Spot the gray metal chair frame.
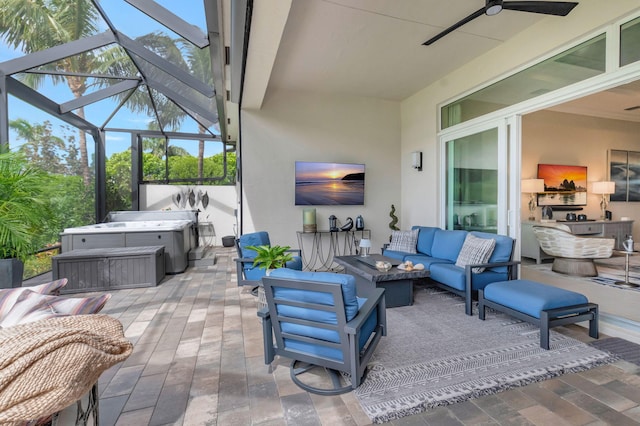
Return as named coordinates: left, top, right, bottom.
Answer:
left=259, top=276, right=386, bottom=395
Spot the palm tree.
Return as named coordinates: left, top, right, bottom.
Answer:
left=0, top=0, right=99, bottom=186
left=98, top=33, right=215, bottom=180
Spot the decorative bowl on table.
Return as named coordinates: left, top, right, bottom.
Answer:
left=375, top=261, right=392, bottom=272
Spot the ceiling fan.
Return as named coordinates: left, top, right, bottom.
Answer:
left=423, top=1, right=578, bottom=46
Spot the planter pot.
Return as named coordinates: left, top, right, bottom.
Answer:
left=0, top=258, right=24, bottom=288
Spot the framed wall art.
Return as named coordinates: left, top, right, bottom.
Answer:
left=609, top=149, right=640, bottom=202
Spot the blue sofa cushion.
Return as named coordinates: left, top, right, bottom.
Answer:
left=484, top=279, right=588, bottom=319
left=381, top=249, right=408, bottom=261
left=403, top=254, right=453, bottom=269
left=430, top=229, right=468, bottom=262
left=269, top=269, right=360, bottom=320
left=470, top=231, right=514, bottom=273
left=430, top=263, right=509, bottom=292
left=412, top=226, right=438, bottom=256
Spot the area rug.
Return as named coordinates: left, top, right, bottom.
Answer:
left=353, top=288, right=614, bottom=423
left=527, top=256, right=640, bottom=292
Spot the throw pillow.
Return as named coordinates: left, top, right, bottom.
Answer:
left=0, top=278, right=68, bottom=320
left=455, top=234, right=496, bottom=273
left=0, top=290, right=111, bottom=328
left=388, top=229, right=419, bottom=254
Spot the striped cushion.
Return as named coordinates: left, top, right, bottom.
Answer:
left=0, top=290, right=111, bottom=328
left=388, top=229, right=419, bottom=254
left=0, top=279, right=68, bottom=319
left=455, top=233, right=496, bottom=273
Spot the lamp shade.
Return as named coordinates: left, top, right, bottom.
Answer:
left=592, top=181, right=615, bottom=194
left=359, top=238, right=371, bottom=248
left=521, top=178, right=545, bottom=193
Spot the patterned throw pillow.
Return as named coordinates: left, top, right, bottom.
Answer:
left=455, top=234, right=496, bottom=273
left=388, top=229, right=419, bottom=254
left=0, top=279, right=68, bottom=320
left=0, top=290, right=111, bottom=328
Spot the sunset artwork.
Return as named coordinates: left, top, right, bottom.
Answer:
left=537, top=164, right=588, bottom=206
left=295, top=161, right=365, bottom=205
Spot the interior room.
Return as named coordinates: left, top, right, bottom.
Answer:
left=4, top=1, right=640, bottom=425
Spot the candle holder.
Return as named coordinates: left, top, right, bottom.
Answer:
left=302, top=208, right=317, bottom=233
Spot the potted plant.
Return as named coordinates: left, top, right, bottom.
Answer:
left=246, top=244, right=294, bottom=274
left=0, top=150, right=52, bottom=288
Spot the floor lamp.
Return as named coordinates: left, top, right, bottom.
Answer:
left=592, top=181, right=615, bottom=220
left=521, top=179, right=545, bottom=221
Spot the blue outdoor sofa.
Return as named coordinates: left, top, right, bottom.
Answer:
left=383, top=226, right=520, bottom=315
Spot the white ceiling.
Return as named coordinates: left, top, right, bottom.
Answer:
left=266, top=0, right=546, bottom=101
left=241, top=0, right=640, bottom=123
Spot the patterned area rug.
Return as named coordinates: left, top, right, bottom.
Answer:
left=354, top=288, right=614, bottom=423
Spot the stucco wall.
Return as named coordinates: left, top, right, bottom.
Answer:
left=139, top=184, right=238, bottom=246
left=240, top=90, right=401, bottom=251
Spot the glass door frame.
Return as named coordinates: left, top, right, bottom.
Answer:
left=438, top=116, right=520, bottom=242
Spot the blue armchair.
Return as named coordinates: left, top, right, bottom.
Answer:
left=259, top=268, right=386, bottom=395
left=234, top=231, right=303, bottom=287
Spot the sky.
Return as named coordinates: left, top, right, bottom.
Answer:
left=1, top=0, right=220, bottom=158
left=295, top=162, right=366, bottom=182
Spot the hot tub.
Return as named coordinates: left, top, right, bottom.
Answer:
left=60, top=211, right=198, bottom=274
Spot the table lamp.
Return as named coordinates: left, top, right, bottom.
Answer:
left=592, top=181, right=615, bottom=220
left=521, top=179, right=545, bottom=221
left=359, top=238, right=371, bottom=257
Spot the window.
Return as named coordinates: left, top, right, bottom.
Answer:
left=442, top=34, right=607, bottom=129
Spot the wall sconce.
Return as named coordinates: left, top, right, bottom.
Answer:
left=411, top=151, right=422, bottom=171
left=521, top=178, right=545, bottom=221
left=359, top=238, right=371, bottom=257
left=592, top=181, right=615, bottom=220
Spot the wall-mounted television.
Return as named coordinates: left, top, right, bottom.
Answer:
left=295, top=161, right=365, bottom=205
left=537, top=163, right=587, bottom=207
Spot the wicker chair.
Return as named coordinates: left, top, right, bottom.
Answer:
left=532, top=224, right=614, bottom=277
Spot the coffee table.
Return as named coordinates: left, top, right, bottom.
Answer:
left=333, top=254, right=430, bottom=307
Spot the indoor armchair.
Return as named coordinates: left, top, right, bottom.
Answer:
left=532, top=224, right=614, bottom=276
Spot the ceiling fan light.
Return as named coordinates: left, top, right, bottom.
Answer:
left=485, top=0, right=503, bottom=16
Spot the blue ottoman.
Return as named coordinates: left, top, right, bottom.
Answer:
left=478, top=279, right=598, bottom=349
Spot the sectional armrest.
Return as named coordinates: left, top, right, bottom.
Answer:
left=464, top=260, right=521, bottom=280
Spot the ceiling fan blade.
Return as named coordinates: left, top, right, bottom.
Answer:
left=502, top=1, right=578, bottom=16
left=423, top=7, right=485, bottom=46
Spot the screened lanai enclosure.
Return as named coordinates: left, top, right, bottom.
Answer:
left=0, top=0, right=243, bottom=278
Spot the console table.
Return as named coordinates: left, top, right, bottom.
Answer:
left=521, top=220, right=634, bottom=264
left=296, top=229, right=371, bottom=271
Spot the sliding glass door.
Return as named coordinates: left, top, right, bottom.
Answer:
left=441, top=120, right=514, bottom=236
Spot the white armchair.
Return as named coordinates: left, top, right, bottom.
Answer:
left=532, top=224, right=614, bottom=277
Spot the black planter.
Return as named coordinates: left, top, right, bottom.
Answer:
left=0, top=258, right=24, bottom=288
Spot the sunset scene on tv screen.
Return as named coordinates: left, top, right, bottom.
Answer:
left=295, top=162, right=365, bottom=205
